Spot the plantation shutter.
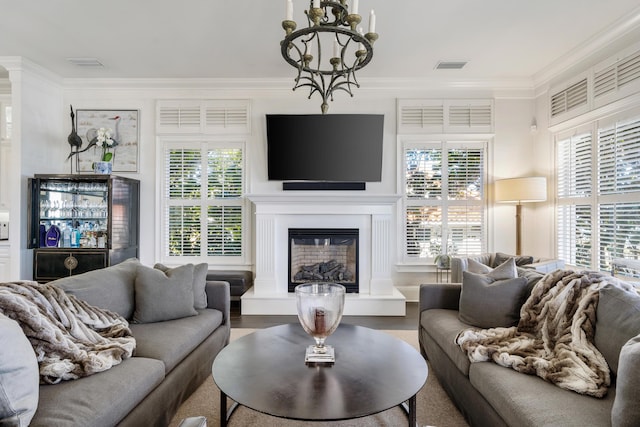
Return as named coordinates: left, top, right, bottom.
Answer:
left=598, top=119, right=640, bottom=195
left=550, top=79, right=588, bottom=118
left=556, top=132, right=593, bottom=268
left=166, top=148, right=203, bottom=257
left=164, top=143, right=244, bottom=259
left=446, top=147, right=484, bottom=256
left=397, top=99, right=493, bottom=134
left=206, top=148, right=243, bottom=256
left=599, top=203, right=640, bottom=271
left=556, top=114, right=640, bottom=275
left=157, top=100, right=250, bottom=134
left=403, top=143, right=485, bottom=261
left=557, top=204, right=592, bottom=268
left=557, top=133, right=592, bottom=198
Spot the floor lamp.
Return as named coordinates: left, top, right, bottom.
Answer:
left=494, top=177, right=547, bottom=255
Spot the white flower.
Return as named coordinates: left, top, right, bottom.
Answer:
left=96, top=127, right=114, bottom=147
left=95, top=127, right=115, bottom=161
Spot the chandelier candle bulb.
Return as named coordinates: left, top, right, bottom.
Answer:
left=313, top=0, right=320, bottom=8
left=369, top=10, right=376, bottom=33
left=286, top=0, right=293, bottom=20
left=352, top=0, right=359, bottom=15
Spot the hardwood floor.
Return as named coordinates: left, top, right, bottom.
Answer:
left=230, top=301, right=419, bottom=330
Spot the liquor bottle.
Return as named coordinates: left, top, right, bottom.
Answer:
left=71, top=227, right=80, bottom=248
left=62, top=224, right=71, bottom=248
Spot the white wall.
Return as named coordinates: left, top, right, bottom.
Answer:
left=491, top=97, right=545, bottom=256
left=0, top=74, right=536, bottom=304
left=61, top=83, right=536, bottom=299
left=2, top=58, right=64, bottom=279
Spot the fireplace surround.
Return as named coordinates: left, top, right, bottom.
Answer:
left=243, top=194, right=406, bottom=316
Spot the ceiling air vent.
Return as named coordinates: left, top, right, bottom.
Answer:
left=66, top=58, right=104, bottom=67
left=435, top=61, right=467, bottom=70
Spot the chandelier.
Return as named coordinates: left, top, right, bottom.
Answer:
left=281, top=0, right=378, bottom=114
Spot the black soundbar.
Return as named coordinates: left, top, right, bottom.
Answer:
left=282, top=182, right=366, bottom=191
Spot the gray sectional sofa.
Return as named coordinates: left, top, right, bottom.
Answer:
left=419, top=269, right=640, bottom=427
left=1, top=258, right=230, bottom=427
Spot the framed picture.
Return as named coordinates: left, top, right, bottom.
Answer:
left=75, top=109, right=139, bottom=173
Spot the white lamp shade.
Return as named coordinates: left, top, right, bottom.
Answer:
left=494, top=177, right=547, bottom=203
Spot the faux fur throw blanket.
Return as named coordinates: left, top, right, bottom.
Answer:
left=0, top=281, right=135, bottom=384
left=455, top=269, right=637, bottom=397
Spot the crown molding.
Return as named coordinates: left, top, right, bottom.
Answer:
left=62, top=75, right=535, bottom=98
left=533, top=5, right=640, bottom=90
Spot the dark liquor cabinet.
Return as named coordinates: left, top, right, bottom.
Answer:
left=28, top=174, right=140, bottom=281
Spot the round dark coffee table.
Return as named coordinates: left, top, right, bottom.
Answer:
left=212, top=323, right=428, bottom=426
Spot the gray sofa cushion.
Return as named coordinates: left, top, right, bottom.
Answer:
left=130, top=309, right=223, bottom=373
left=133, top=264, right=198, bottom=323
left=154, top=263, right=208, bottom=309
left=0, top=314, right=39, bottom=427
left=421, top=309, right=473, bottom=375
left=469, top=361, right=614, bottom=427
left=31, top=357, right=165, bottom=427
left=459, top=271, right=528, bottom=328
left=612, top=334, right=640, bottom=427
left=51, top=257, right=140, bottom=319
left=595, top=284, right=640, bottom=374
left=494, top=252, right=534, bottom=268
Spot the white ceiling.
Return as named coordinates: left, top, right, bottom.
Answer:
left=1, top=1, right=640, bottom=86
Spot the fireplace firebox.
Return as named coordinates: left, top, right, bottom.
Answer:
left=288, top=228, right=359, bottom=293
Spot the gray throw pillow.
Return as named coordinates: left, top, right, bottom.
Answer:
left=467, top=258, right=492, bottom=274
left=133, top=264, right=198, bottom=323
left=494, top=252, right=534, bottom=268
left=612, top=334, right=640, bottom=427
left=51, top=257, right=140, bottom=319
left=154, top=262, right=208, bottom=309
left=487, top=257, right=518, bottom=280
left=0, top=314, right=39, bottom=426
left=594, top=284, right=640, bottom=374
left=466, top=257, right=517, bottom=280
left=459, top=271, right=528, bottom=328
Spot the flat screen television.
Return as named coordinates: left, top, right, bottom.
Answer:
left=266, top=114, right=384, bottom=182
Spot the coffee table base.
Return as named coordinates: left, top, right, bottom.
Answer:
left=219, top=391, right=418, bottom=427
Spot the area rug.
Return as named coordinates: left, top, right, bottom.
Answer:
left=169, top=328, right=469, bottom=427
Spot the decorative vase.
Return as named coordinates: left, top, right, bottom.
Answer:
left=295, top=282, right=345, bottom=363
left=94, top=161, right=112, bottom=175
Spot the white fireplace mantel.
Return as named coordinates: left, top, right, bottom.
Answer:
left=242, top=193, right=406, bottom=316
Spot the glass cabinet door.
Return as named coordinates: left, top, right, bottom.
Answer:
left=34, top=179, right=109, bottom=249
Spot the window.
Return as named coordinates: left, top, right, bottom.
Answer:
left=556, top=113, right=640, bottom=276
left=161, top=140, right=246, bottom=263
left=402, top=141, right=486, bottom=263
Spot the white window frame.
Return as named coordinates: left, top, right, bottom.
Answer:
left=399, top=136, right=488, bottom=266
left=156, top=136, right=250, bottom=267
